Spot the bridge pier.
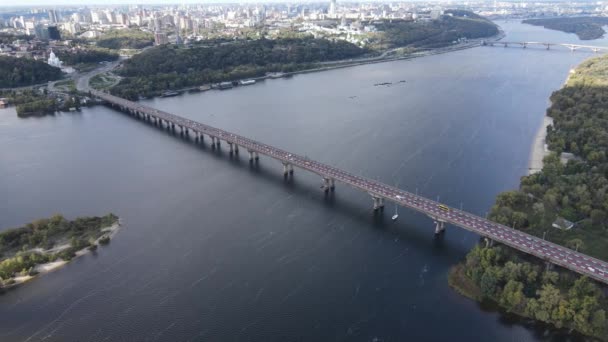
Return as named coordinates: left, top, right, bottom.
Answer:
left=228, top=142, right=234, bottom=153
left=484, top=237, right=494, bottom=248
left=248, top=150, right=259, bottom=162
left=371, top=195, right=384, bottom=211
left=434, top=221, right=446, bottom=235
left=234, top=144, right=239, bottom=154
left=171, top=123, right=175, bottom=131
left=522, top=43, right=527, bottom=49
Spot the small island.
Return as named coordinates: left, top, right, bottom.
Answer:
left=523, top=17, right=608, bottom=40
left=0, top=213, right=119, bottom=290
left=449, top=55, right=608, bottom=340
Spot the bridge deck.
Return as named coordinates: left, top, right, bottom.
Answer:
left=93, top=89, right=608, bottom=285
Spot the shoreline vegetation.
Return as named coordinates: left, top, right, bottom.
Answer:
left=0, top=89, right=84, bottom=117
left=449, top=55, right=608, bottom=340
left=523, top=17, right=608, bottom=41
left=0, top=214, right=120, bottom=291
left=108, top=11, right=499, bottom=100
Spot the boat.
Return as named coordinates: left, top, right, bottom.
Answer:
left=218, top=82, right=233, bottom=90
left=268, top=72, right=285, bottom=79
left=392, top=204, right=399, bottom=221
left=160, top=90, right=179, bottom=97
left=239, top=79, right=256, bottom=86
left=199, top=85, right=211, bottom=92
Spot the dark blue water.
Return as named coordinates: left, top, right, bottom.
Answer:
left=0, top=21, right=606, bottom=341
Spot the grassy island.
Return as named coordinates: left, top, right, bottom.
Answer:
left=0, top=89, right=82, bottom=117
left=449, top=55, right=608, bottom=339
left=0, top=214, right=119, bottom=290
left=523, top=17, right=608, bottom=40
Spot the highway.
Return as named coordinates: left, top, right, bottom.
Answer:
left=92, top=89, right=608, bottom=285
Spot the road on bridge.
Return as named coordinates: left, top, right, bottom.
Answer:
left=92, top=89, right=608, bottom=286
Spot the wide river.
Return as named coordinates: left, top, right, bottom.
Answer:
left=1, top=21, right=607, bottom=341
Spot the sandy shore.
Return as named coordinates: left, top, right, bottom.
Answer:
left=2, top=221, right=121, bottom=289
left=528, top=115, right=553, bottom=175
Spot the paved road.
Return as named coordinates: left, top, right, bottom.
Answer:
left=92, top=89, right=608, bottom=285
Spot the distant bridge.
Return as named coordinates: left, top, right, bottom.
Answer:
left=482, top=40, right=608, bottom=53
left=91, top=89, right=608, bottom=285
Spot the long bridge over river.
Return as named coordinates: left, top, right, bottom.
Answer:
left=482, top=40, right=608, bottom=52
left=91, top=89, right=608, bottom=285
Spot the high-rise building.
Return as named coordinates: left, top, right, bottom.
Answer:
left=48, top=9, right=58, bottom=24
left=329, top=0, right=337, bottom=16
left=34, top=24, right=49, bottom=40
left=47, top=26, right=61, bottom=40
left=154, top=31, right=168, bottom=45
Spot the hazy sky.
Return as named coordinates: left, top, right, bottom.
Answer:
left=3, top=0, right=429, bottom=8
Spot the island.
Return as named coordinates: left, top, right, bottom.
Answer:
left=0, top=214, right=119, bottom=290
left=523, top=17, right=608, bottom=40
left=0, top=89, right=83, bottom=117
left=449, top=55, right=608, bottom=340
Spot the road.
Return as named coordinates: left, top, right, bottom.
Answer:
left=92, top=89, right=608, bottom=285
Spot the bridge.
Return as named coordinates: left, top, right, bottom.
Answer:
left=482, top=40, right=608, bottom=53
left=91, top=89, right=608, bottom=285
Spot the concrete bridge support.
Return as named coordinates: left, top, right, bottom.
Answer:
left=228, top=142, right=234, bottom=153
left=371, top=195, right=384, bottom=211
left=484, top=237, right=494, bottom=248
left=171, top=123, right=175, bottom=131
left=434, top=221, right=446, bottom=235
left=234, top=144, right=239, bottom=154
left=247, top=150, right=259, bottom=162
left=283, top=163, right=294, bottom=176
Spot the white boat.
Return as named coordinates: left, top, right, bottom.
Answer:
left=392, top=204, right=399, bottom=221
left=239, top=79, right=256, bottom=86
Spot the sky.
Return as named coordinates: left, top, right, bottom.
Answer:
left=0, top=0, right=440, bottom=8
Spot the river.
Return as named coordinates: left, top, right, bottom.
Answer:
left=1, top=21, right=607, bottom=342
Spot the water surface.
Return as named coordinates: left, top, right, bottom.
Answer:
left=0, top=20, right=606, bottom=341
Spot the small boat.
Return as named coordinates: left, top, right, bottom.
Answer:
left=239, top=79, right=256, bottom=86
left=161, top=90, right=179, bottom=97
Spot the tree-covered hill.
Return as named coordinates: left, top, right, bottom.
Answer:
left=110, top=37, right=367, bottom=99
left=372, top=10, right=498, bottom=49
left=0, top=56, right=63, bottom=88
left=523, top=17, right=608, bottom=40
left=96, top=29, right=154, bottom=50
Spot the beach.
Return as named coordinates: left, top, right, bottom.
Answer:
left=2, top=221, right=121, bottom=289
left=528, top=115, right=553, bottom=175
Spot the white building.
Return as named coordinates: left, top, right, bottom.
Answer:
left=47, top=50, right=62, bottom=68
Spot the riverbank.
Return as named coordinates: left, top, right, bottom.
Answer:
left=528, top=115, right=553, bottom=175
left=527, top=67, right=575, bottom=175
left=449, top=55, right=608, bottom=340
left=103, top=29, right=506, bottom=100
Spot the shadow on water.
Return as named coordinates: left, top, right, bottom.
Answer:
left=114, top=107, right=464, bottom=262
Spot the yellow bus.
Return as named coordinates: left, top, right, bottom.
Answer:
left=438, top=204, right=449, bottom=212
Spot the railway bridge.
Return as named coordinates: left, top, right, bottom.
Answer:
left=91, top=89, right=608, bottom=285
left=482, top=40, right=608, bottom=53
